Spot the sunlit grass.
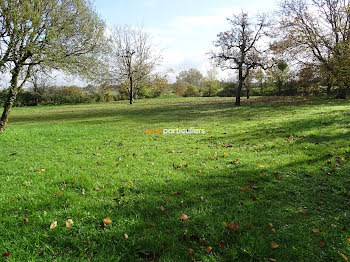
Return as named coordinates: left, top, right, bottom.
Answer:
left=1, top=97, right=349, bottom=261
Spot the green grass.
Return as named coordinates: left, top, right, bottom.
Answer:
left=0, top=96, right=350, bottom=261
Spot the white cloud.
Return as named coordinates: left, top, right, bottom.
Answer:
left=144, top=0, right=157, bottom=7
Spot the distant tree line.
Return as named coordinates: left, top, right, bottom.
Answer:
left=0, top=0, right=349, bottom=132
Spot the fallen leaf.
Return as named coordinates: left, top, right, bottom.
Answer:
left=318, top=201, right=325, bottom=205
left=270, top=242, right=279, bottom=249
left=124, top=233, right=128, bottom=239
left=187, top=248, right=194, bottom=254
left=56, top=192, right=62, bottom=196
left=259, top=165, right=265, bottom=168
left=50, top=221, right=57, bottom=229
left=347, top=237, right=350, bottom=243
left=38, top=169, right=46, bottom=173
left=269, top=223, right=273, bottom=228
left=24, top=218, right=29, bottom=224
left=142, top=169, right=146, bottom=172
left=221, top=221, right=228, bottom=227
left=265, top=258, right=277, bottom=262
left=103, top=217, right=112, bottom=224
left=240, top=187, right=248, bottom=192
left=228, top=221, right=240, bottom=231
left=93, top=187, right=100, bottom=191
left=3, top=252, right=10, bottom=257
left=223, top=152, right=229, bottom=156
left=313, top=228, right=322, bottom=232
left=219, top=240, right=225, bottom=247
left=318, top=240, right=325, bottom=247
left=180, top=214, right=188, bottom=221
left=299, top=210, right=307, bottom=215
left=338, top=252, right=349, bottom=261
left=206, top=246, right=212, bottom=253
left=66, top=219, right=73, bottom=228
left=247, top=222, right=252, bottom=228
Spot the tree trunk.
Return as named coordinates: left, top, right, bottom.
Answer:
left=129, top=76, right=133, bottom=105
left=336, top=87, right=347, bottom=99
left=246, top=88, right=250, bottom=99
left=326, top=75, right=332, bottom=96
left=0, top=69, right=20, bottom=133
left=235, top=66, right=243, bottom=106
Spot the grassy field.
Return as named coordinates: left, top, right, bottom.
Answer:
left=0, top=96, right=350, bottom=261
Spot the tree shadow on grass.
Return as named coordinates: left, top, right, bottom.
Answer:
left=21, top=148, right=349, bottom=261
left=8, top=98, right=349, bottom=127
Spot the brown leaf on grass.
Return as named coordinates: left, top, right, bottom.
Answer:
left=173, top=164, right=182, bottom=170
left=103, top=217, right=112, bottom=224
left=228, top=221, right=240, bottom=231
left=347, top=237, right=350, bottom=243
left=240, top=187, right=248, bottom=192
left=160, top=206, right=169, bottom=213
left=165, top=229, right=172, bottom=234
left=3, top=252, right=10, bottom=257
left=187, top=248, right=194, bottom=254
left=56, top=192, right=62, bottom=196
left=318, top=201, right=325, bottom=205
left=50, top=221, right=57, bottom=229
left=93, top=187, right=100, bottom=191
left=66, top=219, right=73, bottom=228
left=180, top=214, right=188, bottom=221
left=247, top=222, right=252, bottom=228
left=206, top=246, right=212, bottom=253
left=299, top=210, right=307, bottom=215
left=24, top=218, right=29, bottom=224
left=94, top=162, right=99, bottom=166
left=219, top=240, right=225, bottom=247
left=221, top=221, right=228, bottom=227
left=270, top=242, right=279, bottom=249
left=318, top=240, right=325, bottom=247
left=265, top=258, right=277, bottom=262
left=313, top=228, right=322, bottom=232
left=38, top=169, right=46, bottom=173
left=338, top=252, right=349, bottom=261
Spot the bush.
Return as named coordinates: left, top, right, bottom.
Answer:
left=183, top=85, right=199, bottom=97
left=218, top=82, right=236, bottom=97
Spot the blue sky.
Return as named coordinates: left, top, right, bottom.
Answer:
left=95, top=0, right=279, bottom=81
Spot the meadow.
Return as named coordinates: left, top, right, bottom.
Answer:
left=0, top=96, right=350, bottom=261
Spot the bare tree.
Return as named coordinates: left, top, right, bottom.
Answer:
left=110, top=26, right=161, bottom=104
left=276, top=0, right=350, bottom=98
left=211, top=12, right=271, bottom=105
